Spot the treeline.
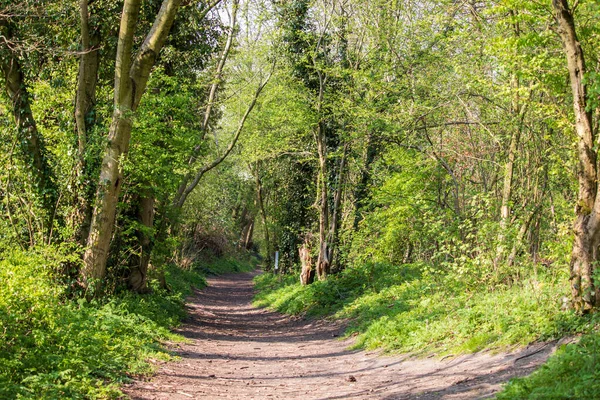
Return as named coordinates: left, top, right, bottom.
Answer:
left=229, top=0, right=600, bottom=313
left=1, top=0, right=599, bottom=314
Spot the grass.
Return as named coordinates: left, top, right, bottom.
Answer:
left=497, top=331, right=600, bottom=399
left=0, top=247, right=255, bottom=399
left=253, top=262, right=590, bottom=356
left=255, top=262, right=600, bottom=398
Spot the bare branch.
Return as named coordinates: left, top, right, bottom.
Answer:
left=175, top=62, right=276, bottom=209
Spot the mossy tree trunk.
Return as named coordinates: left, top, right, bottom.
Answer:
left=128, top=193, right=155, bottom=293
left=75, top=0, right=101, bottom=243
left=315, top=97, right=330, bottom=280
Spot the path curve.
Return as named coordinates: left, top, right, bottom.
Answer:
left=124, top=271, right=560, bottom=399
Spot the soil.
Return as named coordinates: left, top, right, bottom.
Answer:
left=123, top=270, right=564, bottom=400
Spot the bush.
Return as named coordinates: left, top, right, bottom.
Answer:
left=0, top=246, right=206, bottom=399
left=191, top=255, right=257, bottom=276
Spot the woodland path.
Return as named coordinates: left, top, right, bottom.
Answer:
left=124, top=271, right=561, bottom=400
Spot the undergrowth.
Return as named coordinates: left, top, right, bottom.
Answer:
left=253, top=262, right=589, bottom=356
left=497, top=331, right=600, bottom=399
left=191, top=255, right=257, bottom=276
left=0, top=246, right=251, bottom=399
left=255, top=262, right=600, bottom=398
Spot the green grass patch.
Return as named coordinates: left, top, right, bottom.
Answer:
left=0, top=246, right=207, bottom=400
left=497, top=329, right=600, bottom=399
left=253, top=262, right=586, bottom=356
left=193, top=255, right=257, bottom=276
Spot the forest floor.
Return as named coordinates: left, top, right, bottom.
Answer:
left=123, top=271, right=564, bottom=400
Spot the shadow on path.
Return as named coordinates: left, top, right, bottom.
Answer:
left=123, top=270, right=558, bottom=400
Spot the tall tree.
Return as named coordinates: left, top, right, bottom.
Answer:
left=552, top=0, right=599, bottom=312
left=81, top=0, right=192, bottom=292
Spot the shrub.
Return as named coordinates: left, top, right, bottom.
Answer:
left=0, top=246, right=206, bottom=399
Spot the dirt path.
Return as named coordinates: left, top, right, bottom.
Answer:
left=124, top=271, right=561, bottom=400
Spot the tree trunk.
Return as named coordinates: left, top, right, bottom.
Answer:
left=495, top=101, right=522, bottom=265
left=82, top=0, right=183, bottom=293
left=244, top=220, right=254, bottom=250
left=299, top=239, right=314, bottom=285
left=238, top=205, right=249, bottom=247
left=327, top=142, right=348, bottom=273
left=500, top=103, right=521, bottom=225
left=315, top=125, right=330, bottom=280
left=75, top=1, right=101, bottom=244
left=129, top=194, right=155, bottom=293
left=238, top=205, right=255, bottom=250
left=507, top=205, right=541, bottom=269
left=75, top=0, right=100, bottom=160
left=353, top=133, right=378, bottom=230
left=496, top=12, right=526, bottom=267
left=553, top=0, right=600, bottom=312
left=314, top=71, right=331, bottom=281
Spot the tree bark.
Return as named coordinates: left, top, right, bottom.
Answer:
left=75, top=0, right=100, bottom=160
left=507, top=204, right=542, bottom=269
left=352, top=133, right=378, bottom=230
left=315, top=128, right=330, bottom=279
left=75, top=0, right=101, bottom=243
left=81, top=0, right=183, bottom=293
left=495, top=124, right=521, bottom=263
left=553, top=0, right=599, bottom=312
left=327, top=142, right=348, bottom=272
left=238, top=205, right=255, bottom=250
left=299, top=238, right=314, bottom=285
left=314, top=71, right=330, bottom=281
left=128, top=194, right=155, bottom=293
left=244, top=220, right=254, bottom=250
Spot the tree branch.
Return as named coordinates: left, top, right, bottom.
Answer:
left=175, top=62, right=275, bottom=209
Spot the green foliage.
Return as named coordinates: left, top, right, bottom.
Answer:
left=349, top=149, right=454, bottom=265
left=127, top=69, right=204, bottom=202
left=0, top=246, right=206, bottom=400
left=254, top=262, right=581, bottom=356
left=346, top=145, right=574, bottom=291
left=498, top=330, right=600, bottom=399
left=193, top=255, right=257, bottom=276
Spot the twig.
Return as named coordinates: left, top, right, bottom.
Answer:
left=513, top=343, right=549, bottom=363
